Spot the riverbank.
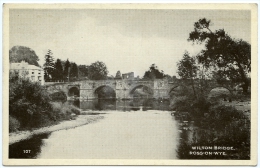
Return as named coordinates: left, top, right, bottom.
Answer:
left=9, top=114, right=105, bottom=145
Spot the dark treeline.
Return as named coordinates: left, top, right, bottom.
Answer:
left=43, top=50, right=108, bottom=82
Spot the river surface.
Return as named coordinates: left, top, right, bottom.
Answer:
left=9, top=99, right=190, bottom=159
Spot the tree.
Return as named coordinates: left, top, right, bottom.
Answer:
left=115, top=71, right=122, bottom=79
left=177, top=51, right=198, bottom=96
left=9, top=71, right=52, bottom=128
left=69, top=62, right=78, bottom=81
left=88, top=61, right=108, bottom=80
left=143, top=64, right=165, bottom=80
left=53, top=59, right=63, bottom=81
left=78, top=65, right=89, bottom=80
left=9, top=46, right=40, bottom=67
left=43, top=50, right=55, bottom=81
left=63, top=59, right=71, bottom=82
left=188, top=18, right=251, bottom=93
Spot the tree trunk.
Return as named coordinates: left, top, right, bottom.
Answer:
left=191, top=78, right=196, bottom=97
left=236, top=62, right=249, bottom=94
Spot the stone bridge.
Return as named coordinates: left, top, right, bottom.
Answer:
left=45, top=79, right=179, bottom=100
left=45, top=79, right=235, bottom=100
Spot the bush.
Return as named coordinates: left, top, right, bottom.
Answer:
left=9, top=116, right=20, bottom=132
left=70, top=106, right=81, bottom=115
left=170, top=96, right=192, bottom=112
left=49, top=91, right=67, bottom=102
left=9, top=72, right=53, bottom=128
left=191, top=96, right=211, bottom=117
left=209, top=104, right=244, bottom=125
left=50, top=102, right=81, bottom=120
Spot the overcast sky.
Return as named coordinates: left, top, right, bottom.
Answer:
left=9, top=9, right=250, bottom=77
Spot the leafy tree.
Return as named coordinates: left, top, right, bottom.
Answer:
left=53, top=59, right=63, bottom=81
left=188, top=18, right=251, bottom=93
left=43, top=50, right=55, bottom=81
left=212, top=70, right=229, bottom=85
left=69, top=62, right=78, bottom=81
left=115, top=71, right=122, bottom=79
left=177, top=51, right=198, bottom=96
left=78, top=65, right=89, bottom=80
left=143, top=64, right=165, bottom=80
left=9, top=46, right=40, bottom=67
left=88, top=61, right=108, bottom=80
left=63, top=59, right=70, bottom=82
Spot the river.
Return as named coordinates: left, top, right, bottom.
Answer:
left=9, top=99, right=190, bottom=159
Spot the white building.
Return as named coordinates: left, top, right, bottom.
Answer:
left=10, top=60, right=44, bottom=85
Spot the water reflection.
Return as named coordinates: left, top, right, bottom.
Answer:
left=76, top=98, right=170, bottom=112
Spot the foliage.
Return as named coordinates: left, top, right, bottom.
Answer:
left=53, top=59, right=63, bottom=81
left=69, top=62, right=79, bottom=81
left=208, top=104, right=244, bottom=127
left=9, top=46, right=40, bottom=67
left=49, top=91, right=67, bottom=102
left=51, top=102, right=81, bottom=116
left=212, top=70, right=229, bottom=85
left=143, top=64, right=165, bottom=80
left=191, top=96, right=211, bottom=117
left=9, top=72, right=53, bottom=128
left=9, top=72, right=80, bottom=130
left=63, top=59, right=70, bottom=81
left=188, top=18, right=251, bottom=93
left=177, top=51, right=198, bottom=96
left=88, top=61, right=108, bottom=80
left=170, top=96, right=191, bottom=112
left=78, top=65, right=89, bottom=80
left=176, top=104, right=250, bottom=159
left=43, top=50, right=55, bottom=81
left=9, top=115, right=20, bottom=132
left=115, top=71, right=122, bottom=79
left=177, top=51, right=198, bottom=80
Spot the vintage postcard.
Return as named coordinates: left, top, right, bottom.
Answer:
left=3, top=3, right=257, bottom=166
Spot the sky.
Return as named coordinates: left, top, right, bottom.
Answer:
left=9, top=9, right=251, bottom=77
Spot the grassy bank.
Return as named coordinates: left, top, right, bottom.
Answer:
left=170, top=86, right=251, bottom=159
left=9, top=101, right=82, bottom=133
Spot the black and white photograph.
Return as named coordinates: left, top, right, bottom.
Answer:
left=3, top=3, right=257, bottom=165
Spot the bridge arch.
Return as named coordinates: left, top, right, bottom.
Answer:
left=68, top=86, right=80, bottom=97
left=207, top=86, right=233, bottom=100
left=207, top=86, right=233, bottom=96
left=129, top=84, right=154, bottom=98
left=94, top=85, right=116, bottom=99
left=168, top=86, right=180, bottom=94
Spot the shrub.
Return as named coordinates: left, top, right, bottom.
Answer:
left=209, top=104, right=244, bottom=124
left=70, top=105, right=81, bottom=115
left=170, top=96, right=192, bottom=112
left=49, top=91, right=67, bottom=102
left=191, top=96, right=211, bottom=117
left=50, top=102, right=81, bottom=119
left=9, top=72, right=52, bottom=128
left=9, top=115, right=20, bottom=132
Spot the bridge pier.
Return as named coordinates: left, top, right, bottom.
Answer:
left=115, top=89, right=132, bottom=99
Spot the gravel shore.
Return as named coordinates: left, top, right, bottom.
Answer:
left=9, top=115, right=105, bottom=145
